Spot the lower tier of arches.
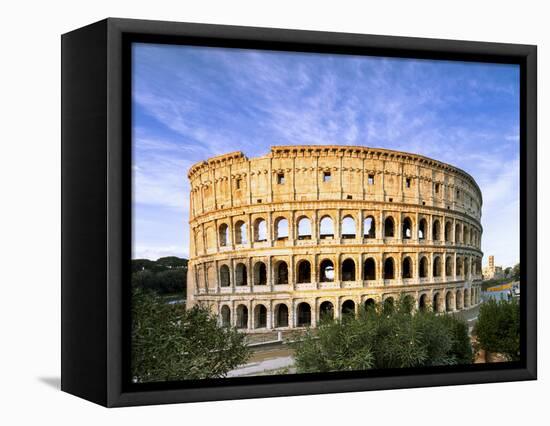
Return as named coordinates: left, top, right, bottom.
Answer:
left=197, top=285, right=482, bottom=332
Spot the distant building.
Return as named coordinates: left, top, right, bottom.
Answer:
left=483, top=255, right=504, bottom=280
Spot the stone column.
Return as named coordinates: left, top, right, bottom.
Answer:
left=247, top=300, right=252, bottom=330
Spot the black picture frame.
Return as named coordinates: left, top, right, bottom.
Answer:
left=61, top=17, right=537, bottom=407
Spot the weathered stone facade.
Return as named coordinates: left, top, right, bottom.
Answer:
left=187, top=145, right=483, bottom=331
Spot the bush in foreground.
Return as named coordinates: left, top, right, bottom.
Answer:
left=294, top=300, right=472, bottom=374
left=474, top=297, right=520, bottom=361
left=132, top=288, right=250, bottom=382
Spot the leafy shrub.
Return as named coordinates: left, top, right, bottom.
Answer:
left=132, top=288, right=250, bottom=382
left=294, top=298, right=472, bottom=373
left=474, top=298, right=520, bottom=361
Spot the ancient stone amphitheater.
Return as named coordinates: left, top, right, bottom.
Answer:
left=187, top=146, right=483, bottom=332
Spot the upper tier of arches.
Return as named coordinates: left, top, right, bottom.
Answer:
left=193, top=210, right=482, bottom=257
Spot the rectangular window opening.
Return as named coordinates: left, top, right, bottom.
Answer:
left=323, top=171, right=331, bottom=182
left=406, top=178, right=411, bottom=188
left=368, top=174, right=375, bottom=185
left=277, top=173, right=285, bottom=184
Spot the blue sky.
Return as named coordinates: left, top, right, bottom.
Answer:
left=132, top=43, right=520, bottom=268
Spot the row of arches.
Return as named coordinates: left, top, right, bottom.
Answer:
left=219, top=287, right=481, bottom=329
left=215, top=255, right=482, bottom=287
left=213, top=215, right=480, bottom=247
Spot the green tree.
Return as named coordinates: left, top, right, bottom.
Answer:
left=474, top=298, right=520, bottom=361
left=132, top=288, right=250, bottom=382
left=511, top=263, right=520, bottom=281
left=131, top=259, right=187, bottom=296
left=293, top=300, right=472, bottom=373
left=156, top=256, right=188, bottom=270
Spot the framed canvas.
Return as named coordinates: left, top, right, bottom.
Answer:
left=61, top=18, right=537, bottom=407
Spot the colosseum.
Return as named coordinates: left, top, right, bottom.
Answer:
left=187, top=145, right=483, bottom=332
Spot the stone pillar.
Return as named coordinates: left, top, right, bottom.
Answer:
left=310, top=299, right=317, bottom=328
left=313, top=209, right=319, bottom=243
left=289, top=254, right=295, bottom=289
left=267, top=256, right=273, bottom=291
left=266, top=305, right=272, bottom=330
left=247, top=300, right=252, bottom=330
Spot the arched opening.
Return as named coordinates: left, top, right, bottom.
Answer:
left=253, top=261, right=267, bottom=285
left=464, top=289, right=470, bottom=308
left=235, top=220, right=247, bottom=244
left=220, top=264, right=231, bottom=287
left=383, top=297, right=395, bottom=314
left=402, top=256, right=413, bottom=279
left=254, top=304, right=267, bottom=329
left=297, top=260, right=311, bottom=283
left=418, top=218, right=427, bottom=240
left=341, top=300, right=355, bottom=316
left=364, top=298, right=376, bottom=311
left=297, top=216, right=312, bottom=240
left=464, top=227, right=470, bottom=245
left=383, top=257, right=395, bottom=279
left=433, top=256, right=442, bottom=277
left=297, top=302, right=311, bottom=327
left=384, top=216, right=395, bottom=238
left=319, top=301, right=334, bottom=320
left=363, top=216, right=375, bottom=238
left=254, top=218, right=267, bottom=242
left=419, top=257, right=428, bottom=278
left=219, top=223, right=229, bottom=247
left=432, top=220, right=441, bottom=241
left=235, top=263, right=247, bottom=286
left=402, top=217, right=412, bottom=239
left=418, top=294, right=428, bottom=311
left=445, top=256, right=453, bottom=276
left=236, top=304, right=248, bottom=329
left=341, top=258, right=356, bottom=281
left=445, top=221, right=452, bottom=242
left=319, top=216, right=334, bottom=239
left=464, top=258, right=470, bottom=279
left=456, top=290, right=463, bottom=310
left=275, top=217, right=289, bottom=239
left=433, top=292, right=443, bottom=313
left=320, top=259, right=335, bottom=282
left=274, top=304, right=289, bottom=328
left=446, top=291, right=455, bottom=312
left=275, top=261, right=288, bottom=285
left=341, top=216, right=356, bottom=239
left=363, top=258, right=376, bottom=280
left=221, top=305, right=231, bottom=326
left=455, top=224, right=462, bottom=243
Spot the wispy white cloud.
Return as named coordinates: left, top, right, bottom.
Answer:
left=132, top=44, right=520, bottom=265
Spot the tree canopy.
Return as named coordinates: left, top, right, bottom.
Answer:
left=132, top=288, right=250, bottom=382
left=511, top=263, right=520, bottom=281
left=131, top=257, right=188, bottom=296
left=474, top=297, right=520, bottom=361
